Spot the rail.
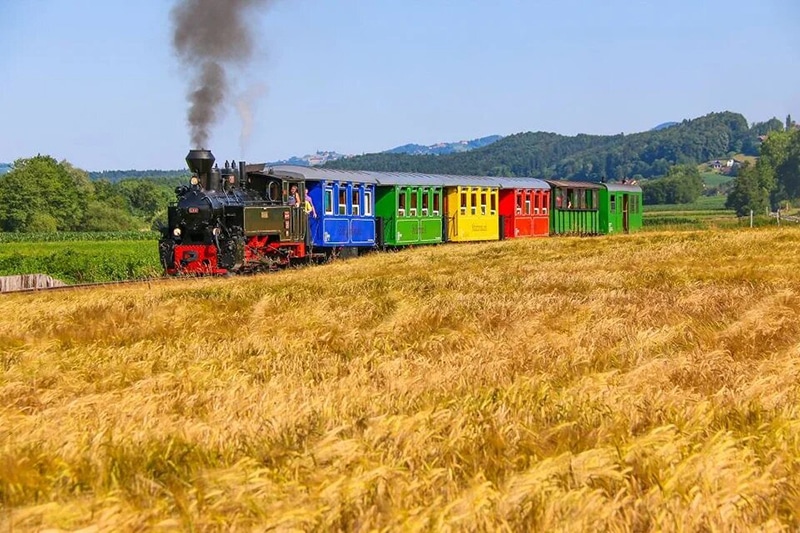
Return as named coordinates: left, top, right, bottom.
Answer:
left=1, top=275, right=180, bottom=294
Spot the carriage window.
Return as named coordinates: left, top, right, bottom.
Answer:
left=410, top=189, right=418, bottom=216
left=351, top=188, right=360, bottom=216
left=433, top=190, right=441, bottom=215
left=592, top=190, right=598, bottom=210
left=480, top=192, right=487, bottom=215
left=542, top=192, right=549, bottom=215
left=516, top=191, right=523, bottom=214
left=422, top=189, right=429, bottom=216
left=324, top=188, right=334, bottom=215
left=525, top=191, right=532, bottom=215
left=364, top=190, right=373, bottom=216
left=532, top=191, right=539, bottom=214
left=555, top=192, right=563, bottom=209
left=610, top=195, right=616, bottom=214
left=490, top=192, right=496, bottom=215
left=338, top=188, right=347, bottom=215
left=460, top=191, right=467, bottom=215
left=471, top=191, right=477, bottom=215
left=567, top=189, right=575, bottom=209
left=398, top=191, right=406, bottom=217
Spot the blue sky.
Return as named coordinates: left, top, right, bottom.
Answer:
left=1, top=0, right=798, bottom=170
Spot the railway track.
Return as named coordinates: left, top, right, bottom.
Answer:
left=1, top=262, right=312, bottom=295
left=2, top=275, right=188, bottom=294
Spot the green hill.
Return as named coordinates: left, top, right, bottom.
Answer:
left=327, top=112, right=777, bottom=180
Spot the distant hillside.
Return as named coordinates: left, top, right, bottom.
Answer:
left=385, top=135, right=502, bottom=156
left=651, top=122, right=679, bottom=131
left=326, top=112, right=775, bottom=181
left=268, top=151, right=348, bottom=167
left=0, top=163, right=11, bottom=175
left=268, top=136, right=503, bottom=167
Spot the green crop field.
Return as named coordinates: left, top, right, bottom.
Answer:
left=701, top=172, right=735, bottom=188
left=0, top=239, right=161, bottom=283
left=641, top=195, right=743, bottom=231
left=0, top=231, right=159, bottom=243
left=644, top=195, right=729, bottom=212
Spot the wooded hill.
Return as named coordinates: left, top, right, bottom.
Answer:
left=326, top=112, right=784, bottom=181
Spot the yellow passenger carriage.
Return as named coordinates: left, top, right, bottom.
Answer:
left=442, top=177, right=500, bottom=242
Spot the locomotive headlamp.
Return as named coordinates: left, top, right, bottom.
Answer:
left=191, top=176, right=200, bottom=186
left=173, top=228, right=182, bottom=237
left=212, top=227, right=221, bottom=236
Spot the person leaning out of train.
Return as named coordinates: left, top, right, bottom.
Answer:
left=304, top=189, right=317, bottom=218
left=288, top=184, right=301, bottom=207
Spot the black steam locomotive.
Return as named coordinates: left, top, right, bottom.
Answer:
left=159, top=149, right=309, bottom=275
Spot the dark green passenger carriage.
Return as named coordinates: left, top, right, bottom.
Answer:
left=546, top=180, right=602, bottom=235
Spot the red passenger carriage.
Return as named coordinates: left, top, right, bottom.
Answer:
left=496, top=177, right=551, bottom=239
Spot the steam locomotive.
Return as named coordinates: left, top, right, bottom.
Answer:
left=159, top=149, right=644, bottom=275
left=159, top=149, right=309, bottom=275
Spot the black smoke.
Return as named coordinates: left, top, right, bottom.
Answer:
left=171, top=0, right=272, bottom=148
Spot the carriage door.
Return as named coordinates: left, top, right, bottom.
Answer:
left=622, top=194, right=630, bottom=233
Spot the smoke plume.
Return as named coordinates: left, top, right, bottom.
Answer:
left=235, top=83, right=268, bottom=156
left=171, top=0, right=272, bottom=148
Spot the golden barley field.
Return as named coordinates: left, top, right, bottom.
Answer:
left=2, top=227, right=800, bottom=531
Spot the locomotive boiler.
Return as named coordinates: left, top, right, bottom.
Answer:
left=159, top=149, right=309, bottom=275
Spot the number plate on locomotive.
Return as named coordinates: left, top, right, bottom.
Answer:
left=188, top=207, right=199, bottom=214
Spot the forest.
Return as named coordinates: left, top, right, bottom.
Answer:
left=0, top=156, right=185, bottom=232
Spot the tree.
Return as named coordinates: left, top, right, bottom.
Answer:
left=642, top=164, right=704, bottom=205
left=725, top=162, right=770, bottom=216
left=0, top=155, right=86, bottom=231
left=726, top=128, right=800, bottom=213
left=82, top=201, right=140, bottom=231
left=787, top=114, right=795, bottom=131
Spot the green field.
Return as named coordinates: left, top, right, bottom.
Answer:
left=0, top=231, right=159, bottom=243
left=644, top=195, right=729, bottom=212
left=642, top=195, right=745, bottom=231
left=701, top=172, right=735, bottom=188
left=0, top=239, right=161, bottom=283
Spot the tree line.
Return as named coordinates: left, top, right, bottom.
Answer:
left=726, top=117, right=800, bottom=216
left=0, top=155, right=186, bottom=232
left=326, top=112, right=783, bottom=182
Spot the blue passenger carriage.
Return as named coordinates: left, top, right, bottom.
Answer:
left=269, top=166, right=377, bottom=253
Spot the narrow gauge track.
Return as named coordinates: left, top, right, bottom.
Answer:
left=2, top=262, right=312, bottom=295
left=5, top=275, right=182, bottom=294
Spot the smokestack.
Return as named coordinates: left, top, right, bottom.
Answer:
left=186, top=149, right=215, bottom=189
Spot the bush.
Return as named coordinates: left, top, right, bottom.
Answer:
left=25, top=213, right=58, bottom=233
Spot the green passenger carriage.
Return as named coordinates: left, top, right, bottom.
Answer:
left=374, top=175, right=445, bottom=246
left=598, top=183, right=643, bottom=234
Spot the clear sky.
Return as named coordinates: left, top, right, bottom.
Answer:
left=1, top=0, right=798, bottom=171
